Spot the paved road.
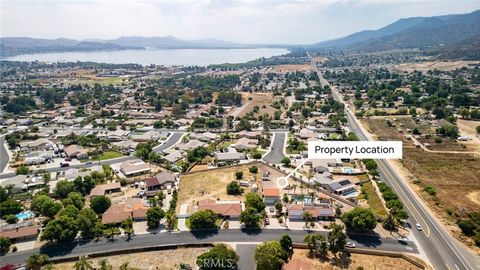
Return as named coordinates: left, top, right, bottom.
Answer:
left=0, top=229, right=418, bottom=266
left=262, top=132, right=286, bottom=164
left=153, top=132, right=184, bottom=153
left=0, top=134, right=8, bottom=173
left=237, top=244, right=256, bottom=270
left=312, top=62, right=480, bottom=270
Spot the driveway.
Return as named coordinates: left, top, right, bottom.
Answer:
left=262, top=132, right=286, bottom=164
left=0, top=134, right=9, bottom=173
left=178, top=203, right=190, bottom=231
left=236, top=244, right=256, bottom=270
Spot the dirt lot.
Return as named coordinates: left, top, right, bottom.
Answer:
left=288, top=249, right=424, bottom=270
left=178, top=162, right=284, bottom=211
left=53, top=247, right=210, bottom=270
left=457, top=119, right=480, bottom=152
left=393, top=61, right=480, bottom=72
left=230, top=92, right=288, bottom=118
left=273, top=64, right=313, bottom=72
left=363, top=118, right=480, bottom=212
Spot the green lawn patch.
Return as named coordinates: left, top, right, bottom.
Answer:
left=91, top=151, right=124, bottom=161
left=361, top=181, right=388, bottom=217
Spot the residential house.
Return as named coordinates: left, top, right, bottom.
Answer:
left=101, top=198, right=149, bottom=224
left=0, top=224, right=40, bottom=242
left=64, top=145, right=89, bottom=159
left=145, top=171, right=177, bottom=194
left=196, top=199, right=242, bottom=219
left=89, top=182, right=122, bottom=197
left=120, top=159, right=151, bottom=177
left=262, top=188, right=280, bottom=205
left=232, top=137, right=258, bottom=151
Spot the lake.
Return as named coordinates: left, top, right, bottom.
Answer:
left=3, top=48, right=289, bottom=66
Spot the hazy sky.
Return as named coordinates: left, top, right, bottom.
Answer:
left=1, top=0, right=479, bottom=44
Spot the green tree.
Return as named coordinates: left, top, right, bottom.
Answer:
left=279, top=234, right=293, bottom=260
left=281, top=157, right=291, bottom=167
left=121, top=217, right=134, bottom=239
left=55, top=180, right=76, bottom=198
left=234, top=171, right=243, bottom=180
left=249, top=166, right=258, bottom=174
left=78, top=208, right=99, bottom=239
left=0, top=199, right=23, bottom=218
left=98, top=259, right=112, bottom=270
left=15, top=165, right=29, bottom=175
left=382, top=212, right=397, bottom=232
left=146, top=206, right=165, bottom=229
left=0, top=236, right=11, bottom=253
left=26, top=253, right=50, bottom=270
left=341, top=207, right=377, bottom=232
left=327, top=224, right=347, bottom=256
left=74, top=256, right=93, bottom=270
left=303, top=211, right=314, bottom=228
left=62, top=192, right=85, bottom=210
left=196, top=243, right=239, bottom=270
left=226, top=181, right=242, bottom=195
left=90, top=195, right=111, bottom=214
left=58, top=204, right=80, bottom=219
left=476, top=125, right=480, bottom=134
left=240, top=207, right=262, bottom=228
left=5, top=214, right=18, bottom=224
left=41, top=215, right=78, bottom=243
left=254, top=241, right=284, bottom=270
left=274, top=201, right=283, bottom=217
left=245, top=192, right=266, bottom=214
left=190, top=210, right=218, bottom=230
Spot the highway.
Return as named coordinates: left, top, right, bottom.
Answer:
left=0, top=229, right=418, bottom=266
left=0, top=134, right=8, bottom=173
left=312, top=62, right=480, bottom=270
left=262, top=132, right=287, bottom=164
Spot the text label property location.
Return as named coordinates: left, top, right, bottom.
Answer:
left=308, top=141, right=403, bottom=159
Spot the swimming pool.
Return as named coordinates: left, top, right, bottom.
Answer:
left=16, top=211, right=34, bottom=220
left=291, top=195, right=314, bottom=204
left=343, top=167, right=354, bottom=174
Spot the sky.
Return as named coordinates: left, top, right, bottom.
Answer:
left=1, top=0, right=480, bottom=44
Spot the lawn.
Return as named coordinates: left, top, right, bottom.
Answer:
left=361, top=181, right=388, bottom=217
left=91, top=151, right=124, bottom=161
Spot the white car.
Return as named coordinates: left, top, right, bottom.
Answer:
left=416, top=223, right=423, bottom=231
left=345, top=242, right=356, bottom=248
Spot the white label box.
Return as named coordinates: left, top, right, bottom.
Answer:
left=308, top=141, right=402, bottom=159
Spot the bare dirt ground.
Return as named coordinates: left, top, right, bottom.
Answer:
left=288, top=249, right=424, bottom=270
left=53, top=247, right=210, bottom=270
left=393, top=61, right=480, bottom=72
left=457, top=119, right=480, bottom=152
left=177, top=162, right=277, bottom=212
left=228, top=92, right=288, bottom=118
left=272, top=64, right=313, bottom=72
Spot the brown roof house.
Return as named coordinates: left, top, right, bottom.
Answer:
left=262, top=187, right=280, bottom=205
left=89, top=182, right=122, bottom=197
left=119, top=159, right=151, bottom=177
left=145, top=171, right=177, bottom=195
left=64, top=145, right=89, bottom=159
left=0, top=225, right=40, bottom=242
left=196, top=199, right=242, bottom=219
left=101, top=198, right=149, bottom=224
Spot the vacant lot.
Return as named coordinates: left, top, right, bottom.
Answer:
left=393, top=60, right=480, bottom=72
left=457, top=119, right=480, bottom=152
left=363, top=118, right=480, bottom=213
left=232, top=92, right=288, bottom=118
left=53, top=247, right=210, bottom=270
left=289, top=249, right=424, bottom=270
left=361, top=181, right=388, bottom=218
left=178, top=162, right=276, bottom=210
left=273, top=64, right=313, bottom=72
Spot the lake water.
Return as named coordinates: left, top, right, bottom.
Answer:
left=3, top=48, right=289, bottom=66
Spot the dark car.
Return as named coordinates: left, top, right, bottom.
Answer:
left=60, top=163, right=70, bottom=167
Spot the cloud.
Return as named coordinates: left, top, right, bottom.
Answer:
left=1, top=0, right=479, bottom=44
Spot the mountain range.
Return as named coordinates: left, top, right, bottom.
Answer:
left=310, top=10, right=480, bottom=59
left=1, top=9, right=479, bottom=59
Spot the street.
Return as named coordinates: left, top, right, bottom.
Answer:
left=262, top=132, right=286, bottom=164
left=153, top=132, right=184, bottom=153
left=0, top=229, right=418, bottom=266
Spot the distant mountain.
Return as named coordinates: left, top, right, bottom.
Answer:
left=105, top=36, right=248, bottom=48
left=311, top=10, right=480, bottom=59
left=0, top=37, right=138, bottom=57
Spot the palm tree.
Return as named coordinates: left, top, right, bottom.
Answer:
left=120, top=262, right=130, bottom=270
left=26, top=253, right=50, bottom=270
left=74, top=256, right=93, bottom=270
left=98, top=259, right=112, bottom=270
left=292, top=184, right=298, bottom=195
left=383, top=211, right=398, bottom=232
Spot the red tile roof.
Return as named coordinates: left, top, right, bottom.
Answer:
left=262, top=188, right=280, bottom=197
left=0, top=225, right=39, bottom=240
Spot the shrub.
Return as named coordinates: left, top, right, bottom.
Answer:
left=226, top=181, right=242, bottom=195
left=235, top=171, right=243, bottom=180
left=423, top=185, right=437, bottom=196
left=249, top=166, right=258, bottom=174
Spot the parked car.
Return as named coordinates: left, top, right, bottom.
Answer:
left=85, top=161, right=92, bottom=165
left=269, top=207, right=275, bottom=213
left=345, top=242, right=356, bottom=248
left=60, top=163, right=70, bottom=167
left=65, top=158, right=72, bottom=162
left=416, top=223, right=423, bottom=231
left=264, top=218, right=270, bottom=225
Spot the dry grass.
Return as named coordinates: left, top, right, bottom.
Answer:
left=393, top=61, right=480, bottom=72
left=361, top=181, right=388, bottom=217
left=177, top=163, right=268, bottom=211
left=233, top=92, right=287, bottom=118
left=288, top=249, right=423, bottom=270
left=363, top=118, right=480, bottom=213
left=53, top=247, right=210, bottom=270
